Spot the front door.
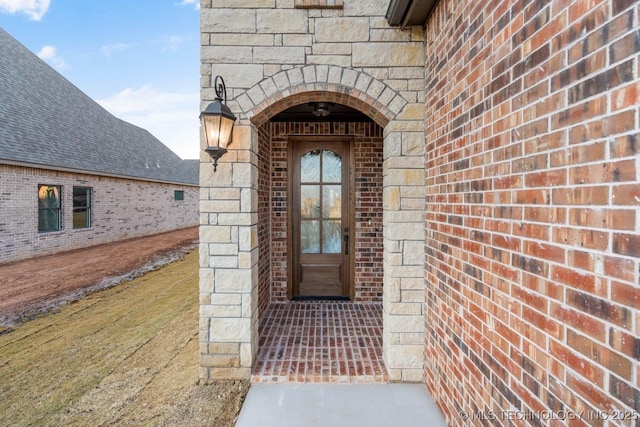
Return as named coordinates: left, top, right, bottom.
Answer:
left=290, top=138, right=352, bottom=298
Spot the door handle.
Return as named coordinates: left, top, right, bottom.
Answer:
left=343, top=234, right=349, bottom=255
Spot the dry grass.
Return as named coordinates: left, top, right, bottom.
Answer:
left=0, top=250, right=249, bottom=426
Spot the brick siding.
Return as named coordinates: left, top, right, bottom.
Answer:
left=262, top=121, right=384, bottom=303
left=424, top=0, right=640, bottom=423
left=0, top=164, right=198, bottom=263
left=257, top=123, right=272, bottom=318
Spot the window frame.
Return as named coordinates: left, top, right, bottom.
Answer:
left=72, top=186, right=92, bottom=229
left=38, top=184, right=62, bottom=233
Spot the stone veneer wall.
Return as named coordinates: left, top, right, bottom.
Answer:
left=424, top=0, right=640, bottom=423
left=0, top=164, right=198, bottom=263
left=267, top=121, right=384, bottom=303
left=200, top=0, right=426, bottom=382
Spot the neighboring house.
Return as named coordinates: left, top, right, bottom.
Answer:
left=0, top=29, right=198, bottom=264
left=199, top=0, right=639, bottom=424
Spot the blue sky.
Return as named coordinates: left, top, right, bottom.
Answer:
left=0, top=0, right=201, bottom=159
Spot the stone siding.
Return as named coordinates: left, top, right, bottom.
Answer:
left=0, top=164, right=198, bottom=263
left=200, top=0, right=426, bottom=382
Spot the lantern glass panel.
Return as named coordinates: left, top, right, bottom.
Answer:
left=217, top=116, right=234, bottom=149
left=202, top=114, right=222, bottom=149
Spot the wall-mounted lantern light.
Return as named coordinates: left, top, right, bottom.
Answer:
left=200, top=75, right=237, bottom=172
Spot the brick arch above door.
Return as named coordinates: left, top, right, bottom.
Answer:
left=233, top=65, right=408, bottom=127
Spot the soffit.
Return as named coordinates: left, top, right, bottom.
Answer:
left=386, top=0, right=438, bottom=27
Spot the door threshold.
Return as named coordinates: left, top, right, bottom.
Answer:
left=292, top=296, right=350, bottom=301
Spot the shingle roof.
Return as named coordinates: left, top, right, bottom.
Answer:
left=0, top=28, right=198, bottom=186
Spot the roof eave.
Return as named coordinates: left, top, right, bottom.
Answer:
left=0, top=158, right=199, bottom=187
left=386, top=0, right=439, bottom=27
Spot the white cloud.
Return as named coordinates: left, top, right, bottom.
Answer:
left=100, top=42, right=131, bottom=57
left=37, top=45, right=69, bottom=70
left=97, top=85, right=194, bottom=114
left=98, top=85, right=200, bottom=160
left=160, top=35, right=184, bottom=52
left=175, top=0, right=199, bottom=10
left=0, top=0, right=50, bottom=21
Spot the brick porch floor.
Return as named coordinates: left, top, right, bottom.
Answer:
left=252, top=302, right=389, bottom=383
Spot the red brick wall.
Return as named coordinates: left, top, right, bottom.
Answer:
left=353, top=131, right=385, bottom=301
left=263, top=121, right=384, bottom=303
left=258, top=123, right=272, bottom=318
left=424, top=0, right=639, bottom=424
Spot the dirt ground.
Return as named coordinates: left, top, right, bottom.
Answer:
left=0, top=227, right=198, bottom=326
left=0, top=230, right=250, bottom=426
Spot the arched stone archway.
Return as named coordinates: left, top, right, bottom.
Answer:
left=199, top=66, right=426, bottom=383
left=227, top=65, right=406, bottom=126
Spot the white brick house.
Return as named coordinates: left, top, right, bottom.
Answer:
left=0, top=29, right=198, bottom=263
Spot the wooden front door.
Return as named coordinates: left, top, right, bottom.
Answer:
left=290, top=138, right=352, bottom=298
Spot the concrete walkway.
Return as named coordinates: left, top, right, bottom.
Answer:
left=235, top=383, right=446, bottom=427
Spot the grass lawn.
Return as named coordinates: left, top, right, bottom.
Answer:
left=0, top=250, right=249, bottom=426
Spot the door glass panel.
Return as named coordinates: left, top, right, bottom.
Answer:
left=322, top=150, right=342, bottom=183
left=322, top=185, right=341, bottom=218
left=300, top=185, right=320, bottom=219
left=301, top=150, right=321, bottom=182
left=299, top=148, right=344, bottom=255
left=322, top=220, right=342, bottom=253
left=301, top=220, right=320, bottom=253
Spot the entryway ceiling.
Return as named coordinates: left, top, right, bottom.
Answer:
left=270, top=103, right=372, bottom=122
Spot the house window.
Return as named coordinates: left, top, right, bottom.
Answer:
left=174, top=190, right=184, bottom=201
left=38, top=185, right=61, bottom=232
left=73, top=187, right=91, bottom=229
